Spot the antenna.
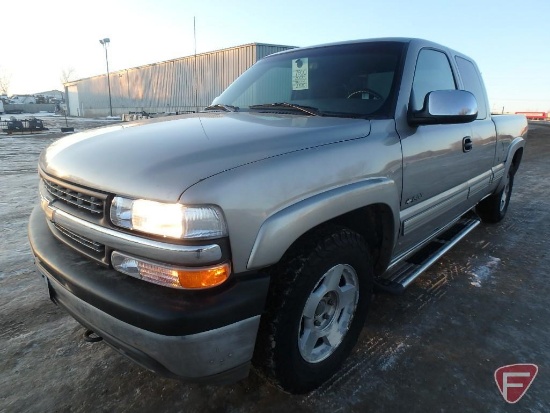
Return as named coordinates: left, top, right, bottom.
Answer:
left=193, top=16, right=197, bottom=111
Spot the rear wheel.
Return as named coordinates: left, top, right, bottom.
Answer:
left=477, top=169, right=514, bottom=223
left=254, top=227, right=373, bottom=393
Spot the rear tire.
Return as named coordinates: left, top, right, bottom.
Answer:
left=253, top=226, right=373, bottom=393
left=476, top=169, right=514, bottom=223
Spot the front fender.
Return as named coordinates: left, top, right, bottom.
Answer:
left=247, top=178, right=400, bottom=270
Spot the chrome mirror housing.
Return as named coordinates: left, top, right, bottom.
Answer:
left=408, top=90, right=478, bottom=125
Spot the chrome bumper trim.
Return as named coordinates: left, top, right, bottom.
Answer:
left=42, top=203, right=222, bottom=265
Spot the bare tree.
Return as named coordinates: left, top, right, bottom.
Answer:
left=60, top=67, right=77, bottom=86
left=0, top=67, right=11, bottom=96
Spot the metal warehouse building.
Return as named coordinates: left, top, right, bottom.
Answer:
left=64, top=43, right=294, bottom=117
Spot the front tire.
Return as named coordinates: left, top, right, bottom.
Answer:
left=254, top=227, right=373, bottom=393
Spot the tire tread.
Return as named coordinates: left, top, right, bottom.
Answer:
left=253, top=225, right=372, bottom=393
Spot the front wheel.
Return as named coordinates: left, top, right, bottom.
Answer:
left=254, top=227, right=373, bottom=393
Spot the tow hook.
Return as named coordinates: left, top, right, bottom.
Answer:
left=83, top=329, right=103, bottom=343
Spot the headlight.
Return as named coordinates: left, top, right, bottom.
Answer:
left=110, top=196, right=227, bottom=239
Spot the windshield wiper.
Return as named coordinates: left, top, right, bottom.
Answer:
left=249, top=102, right=321, bottom=116
left=203, top=104, right=239, bottom=112
left=321, top=111, right=369, bottom=119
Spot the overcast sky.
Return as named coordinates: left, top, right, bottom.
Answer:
left=2, top=0, right=549, bottom=112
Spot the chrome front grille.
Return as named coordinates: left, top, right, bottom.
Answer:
left=43, top=178, right=104, bottom=216
left=54, top=223, right=105, bottom=254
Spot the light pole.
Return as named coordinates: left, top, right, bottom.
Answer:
left=99, top=38, right=113, bottom=117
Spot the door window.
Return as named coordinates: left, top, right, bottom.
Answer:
left=455, top=56, right=487, bottom=119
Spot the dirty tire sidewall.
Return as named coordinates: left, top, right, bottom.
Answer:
left=259, top=228, right=373, bottom=393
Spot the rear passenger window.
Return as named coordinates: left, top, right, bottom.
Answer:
left=455, top=56, right=487, bottom=119
left=411, top=49, right=456, bottom=111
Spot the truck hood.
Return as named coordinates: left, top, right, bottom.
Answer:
left=40, top=112, right=371, bottom=201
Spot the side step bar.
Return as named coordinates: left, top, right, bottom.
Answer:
left=374, top=214, right=481, bottom=295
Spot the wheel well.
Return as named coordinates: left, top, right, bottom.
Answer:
left=280, top=204, right=395, bottom=277
left=510, top=148, right=523, bottom=175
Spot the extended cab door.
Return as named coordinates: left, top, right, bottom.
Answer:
left=394, top=47, right=495, bottom=256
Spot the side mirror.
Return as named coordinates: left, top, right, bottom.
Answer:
left=408, top=90, right=478, bottom=125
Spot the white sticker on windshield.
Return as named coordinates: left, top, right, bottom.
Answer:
left=292, top=58, right=309, bottom=90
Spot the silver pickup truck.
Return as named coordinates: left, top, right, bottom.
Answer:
left=29, top=38, right=527, bottom=393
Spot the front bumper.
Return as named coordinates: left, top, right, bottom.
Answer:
left=28, top=206, right=270, bottom=383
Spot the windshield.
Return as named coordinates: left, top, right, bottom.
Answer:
left=213, top=41, right=405, bottom=118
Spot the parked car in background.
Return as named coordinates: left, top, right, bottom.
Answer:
left=9, top=95, right=36, bottom=104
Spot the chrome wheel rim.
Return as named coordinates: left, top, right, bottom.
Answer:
left=298, top=264, right=359, bottom=363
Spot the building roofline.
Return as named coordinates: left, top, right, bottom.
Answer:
left=64, top=42, right=295, bottom=86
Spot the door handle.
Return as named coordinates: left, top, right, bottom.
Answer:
left=463, top=136, right=473, bottom=153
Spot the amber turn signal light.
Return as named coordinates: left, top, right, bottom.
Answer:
left=111, top=251, right=230, bottom=289
left=177, top=264, right=231, bottom=289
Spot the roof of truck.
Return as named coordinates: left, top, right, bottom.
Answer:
left=267, top=37, right=454, bottom=57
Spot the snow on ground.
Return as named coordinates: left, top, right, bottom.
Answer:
left=469, top=256, right=501, bottom=287
left=0, top=112, right=122, bottom=135
left=1, top=123, right=550, bottom=412
left=1, top=112, right=121, bottom=122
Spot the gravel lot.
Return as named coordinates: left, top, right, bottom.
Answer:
left=1, top=118, right=549, bottom=412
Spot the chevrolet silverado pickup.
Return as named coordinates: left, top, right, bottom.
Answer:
left=28, top=38, right=527, bottom=393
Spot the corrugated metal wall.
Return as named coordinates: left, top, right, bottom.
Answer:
left=65, top=43, right=293, bottom=117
